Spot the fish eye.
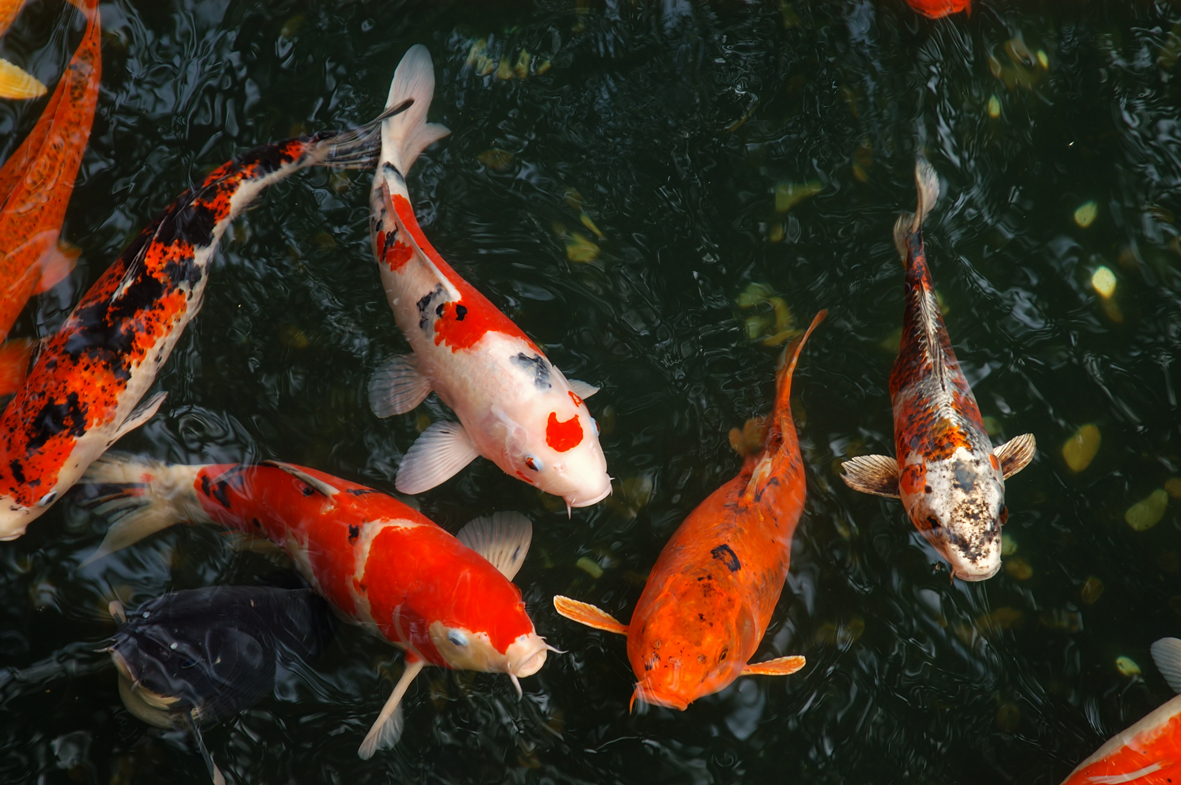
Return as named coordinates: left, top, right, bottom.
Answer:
left=448, top=630, right=469, bottom=647
left=524, top=456, right=543, bottom=472
left=999, top=505, right=1009, bottom=525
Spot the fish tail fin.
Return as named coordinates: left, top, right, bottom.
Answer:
left=893, top=156, right=940, bottom=262
left=380, top=45, right=451, bottom=177
left=773, top=309, right=826, bottom=416
left=80, top=454, right=207, bottom=566
left=0, top=59, right=47, bottom=100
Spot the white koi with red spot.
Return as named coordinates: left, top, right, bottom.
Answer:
left=365, top=46, right=611, bottom=510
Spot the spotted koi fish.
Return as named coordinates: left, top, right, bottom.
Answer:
left=904, top=0, right=970, bottom=19
left=365, top=46, right=611, bottom=511
left=554, top=311, right=824, bottom=710
left=84, top=455, right=550, bottom=760
left=0, top=0, right=89, bottom=100
left=1060, top=638, right=1181, bottom=785
left=840, top=159, right=1035, bottom=581
left=0, top=110, right=400, bottom=541
left=0, top=0, right=100, bottom=394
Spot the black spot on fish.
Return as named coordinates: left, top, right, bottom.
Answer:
left=953, top=461, right=976, bottom=493
left=455, top=304, right=467, bottom=321
left=925, top=485, right=932, bottom=494
left=927, top=515, right=941, bottom=530
left=252, top=518, right=261, bottom=529
left=435, top=303, right=444, bottom=317
left=153, top=191, right=219, bottom=250
left=9, top=461, right=24, bottom=485
left=301, top=485, right=315, bottom=497
left=348, top=525, right=360, bottom=544
left=511, top=353, right=551, bottom=390
left=710, top=544, right=740, bottom=573
left=345, top=488, right=374, bottom=496
left=416, top=284, right=444, bottom=330
left=26, top=392, right=88, bottom=451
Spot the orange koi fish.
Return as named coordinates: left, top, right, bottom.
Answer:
left=553, top=311, right=824, bottom=710
left=0, top=0, right=100, bottom=394
left=840, top=160, right=1034, bottom=581
left=1060, top=638, right=1181, bottom=784
left=84, top=455, right=549, bottom=760
left=365, top=46, right=611, bottom=511
left=904, top=0, right=971, bottom=19
left=0, top=108, right=402, bottom=541
left=0, top=0, right=89, bottom=99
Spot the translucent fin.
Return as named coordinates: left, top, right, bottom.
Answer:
left=358, top=659, right=423, bottom=760
left=0, top=339, right=34, bottom=396
left=33, top=241, right=80, bottom=294
left=0, top=59, right=47, bottom=100
left=184, top=716, right=227, bottom=785
left=260, top=461, right=339, bottom=497
left=80, top=454, right=206, bottom=566
left=112, top=392, right=167, bottom=442
left=894, top=157, right=940, bottom=260
left=840, top=454, right=901, bottom=499
left=552, top=596, right=628, bottom=635
left=394, top=420, right=479, bottom=495
left=567, top=379, right=600, bottom=399
left=457, top=512, right=532, bottom=580
left=1151, top=638, right=1181, bottom=694
left=994, top=433, right=1036, bottom=479
left=741, top=655, right=806, bottom=677
left=369, top=354, right=432, bottom=418
left=382, top=45, right=452, bottom=175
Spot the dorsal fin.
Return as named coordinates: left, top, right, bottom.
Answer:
left=261, top=461, right=340, bottom=497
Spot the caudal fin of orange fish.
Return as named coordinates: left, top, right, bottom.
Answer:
left=553, top=595, right=628, bottom=635
left=773, top=309, right=827, bottom=417
left=741, top=655, right=807, bottom=677
left=0, top=58, right=46, bottom=100
left=0, top=338, right=33, bottom=395
left=893, top=157, right=940, bottom=262
left=33, top=240, right=79, bottom=293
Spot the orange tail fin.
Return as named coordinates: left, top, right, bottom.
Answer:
left=553, top=596, right=628, bottom=635
left=0, top=338, right=34, bottom=396
left=773, top=309, right=827, bottom=416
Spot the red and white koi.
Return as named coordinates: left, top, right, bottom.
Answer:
left=365, top=46, right=611, bottom=510
left=83, top=455, right=550, bottom=759
left=0, top=109, right=401, bottom=540
left=1060, top=638, right=1181, bottom=785
left=840, top=159, right=1035, bottom=581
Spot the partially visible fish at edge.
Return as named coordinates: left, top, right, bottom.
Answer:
left=840, top=158, right=1035, bottom=581
left=904, top=0, right=971, bottom=19
left=0, top=0, right=92, bottom=99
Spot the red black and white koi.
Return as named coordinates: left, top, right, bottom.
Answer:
left=840, top=159, right=1035, bottom=581
left=0, top=105, right=406, bottom=541
left=83, top=455, right=551, bottom=759
left=365, top=46, right=611, bottom=511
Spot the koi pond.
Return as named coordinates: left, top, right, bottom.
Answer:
left=2, top=0, right=1180, bottom=782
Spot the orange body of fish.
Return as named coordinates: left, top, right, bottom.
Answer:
left=904, top=0, right=971, bottom=18
left=0, top=0, right=99, bottom=393
left=555, top=310, right=824, bottom=710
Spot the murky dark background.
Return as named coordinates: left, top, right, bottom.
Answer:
left=1, top=0, right=1180, bottom=782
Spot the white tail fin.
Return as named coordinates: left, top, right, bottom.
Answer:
left=80, top=454, right=210, bottom=566
left=893, top=156, right=941, bottom=261
left=382, top=45, right=451, bottom=175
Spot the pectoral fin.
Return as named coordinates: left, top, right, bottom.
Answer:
left=553, top=595, right=628, bottom=635
left=1150, top=638, right=1181, bottom=695
left=994, top=433, right=1036, bottom=479
left=741, top=655, right=806, bottom=677
left=112, top=392, right=168, bottom=442
left=34, top=241, right=80, bottom=294
left=567, top=379, right=600, bottom=399
left=840, top=454, right=901, bottom=499
left=358, top=658, right=424, bottom=760
left=184, top=715, right=227, bottom=785
left=369, top=354, right=432, bottom=417
left=458, top=512, right=532, bottom=580
left=0, top=59, right=47, bottom=100
left=394, top=420, right=479, bottom=494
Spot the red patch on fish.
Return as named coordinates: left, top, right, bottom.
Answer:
left=569, top=390, right=583, bottom=408
left=515, top=470, right=534, bottom=484
left=989, top=454, right=1000, bottom=472
left=905, top=0, right=970, bottom=18
left=546, top=412, right=583, bottom=452
left=899, top=462, right=926, bottom=497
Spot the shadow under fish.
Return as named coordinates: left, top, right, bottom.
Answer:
left=106, top=585, right=336, bottom=785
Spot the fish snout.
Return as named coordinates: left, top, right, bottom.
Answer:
left=505, top=633, right=549, bottom=677
left=0, top=503, right=36, bottom=541
left=952, top=556, right=1001, bottom=582
left=631, top=682, right=690, bottom=711
left=568, top=481, right=612, bottom=509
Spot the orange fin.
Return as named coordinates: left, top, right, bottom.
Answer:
left=741, top=655, right=806, bottom=677
left=0, top=58, right=47, bottom=100
left=34, top=241, right=80, bottom=294
left=0, top=339, right=34, bottom=396
left=553, top=595, right=628, bottom=635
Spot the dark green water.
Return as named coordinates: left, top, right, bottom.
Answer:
left=1, top=0, right=1180, bottom=782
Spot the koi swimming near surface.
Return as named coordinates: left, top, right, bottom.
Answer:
left=554, top=310, right=824, bottom=710
left=840, top=159, right=1035, bottom=582
left=364, top=45, right=612, bottom=511
left=83, top=456, right=552, bottom=759
left=1059, top=637, right=1181, bottom=785
left=0, top=0, right=89, bottom=99
left=0, top=103, right=406, bottom=541
left=0, top=0, right=100, bottom=395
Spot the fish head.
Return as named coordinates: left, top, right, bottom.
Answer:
left=428, top=620, right=548, bottom=678
left=625, top=579, right=754, bottom=711
left=900, top=448, right=1006, bottom=581
left=493, top=387, right=612, bottom=509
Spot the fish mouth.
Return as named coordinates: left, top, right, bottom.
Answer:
left=567, top=484, right=612, bottom=509
left=953, top=561, right=1001, bottom=582
left=630, top=683, right=690, bottom=712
